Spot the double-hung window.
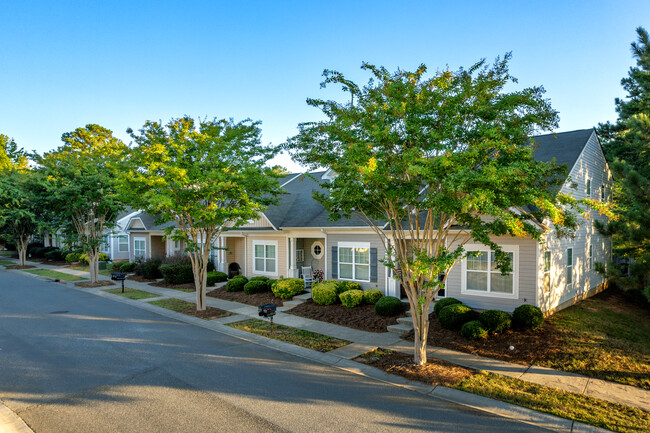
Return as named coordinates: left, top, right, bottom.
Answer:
left=118, top=236, right=129, bottom=253
left=134, top=237, right=146, bottom=260
left=566, top=248, right=573, bottom=285
left=586, top=179, right=591, bottom=198
left=462, top=245, right=518, bottom=298
left=338, top=242, right=370, bottom=282
left=543, top=251, right=551, bottom=292
left=253, top=240, right=277, bottom=275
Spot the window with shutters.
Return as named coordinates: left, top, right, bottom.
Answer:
left=461, top=244, right=518, bottom=298
left=337, top=242, right=370, bottom=282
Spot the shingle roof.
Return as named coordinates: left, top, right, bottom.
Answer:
left=532, top=128, right=594, bottom=169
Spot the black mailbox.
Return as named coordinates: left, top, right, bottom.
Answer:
left=258, top=303, right=276, bottom=317
left=110, top=272, right=127, bottom=281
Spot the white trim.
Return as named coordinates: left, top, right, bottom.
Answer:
left=461, top=244, right=519, bottom=299
left=311, top=240, right=324, bottom=259
left=281, top=173, right=302, bottom=187
left=118, top=235, right=129, bottom=253
left=252, top=240, right=278, bottom=276
left=133, top=237, right=147, bottom=261
left=566, top=247, right=573, bottom=286
left=337, top=241, right=371, bottom=282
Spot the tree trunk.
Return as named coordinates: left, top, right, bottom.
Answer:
left=88, top=248, right=99, bottom=284
left=411, top=302, right=430, bottom=365
left=17, top=237, right=28, bottom=267
left=193, top=247, right=208, bottom=311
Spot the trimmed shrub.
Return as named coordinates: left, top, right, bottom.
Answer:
left=27, top=242, right=44, bottom=257
left=461, top=320, right=488, bottom=340
left=225, top=275, right=248, bottom=292
left=44, top=249, right=65, bottom=261
left=65, top=252, right=80, bottom=263
left=363, top=289, right=383, bottom=304
left=479, top=310, right=512, bottom=335
left=339, top=289, right=364, bottom=308
left=312, top=283, right=338, bottom=305
left=438, top=304, right=477, bottom=330
left=433, top=297, right=462, bottom=316
left=335, top=281, right=362, bottom=295
left=78, top=252, right=110, bottom=265
left=271, top=278, right=303, bottom=300
left=138, top=258, right=162, bottom=279
left=244, top=279, right=272, bottom=295
left=160, top=263, right=194, bottom=284
left=207, top=261, right=215, bottom=272
left=207, top=271, right=227, bottom=286
left=512, top=304, right=544, bottom=330
left=120, top=262, right=137, bottom=273
left=375, top=296, right=403, bottom=316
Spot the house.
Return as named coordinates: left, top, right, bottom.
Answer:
left=126, top=128, right=612, bottom=314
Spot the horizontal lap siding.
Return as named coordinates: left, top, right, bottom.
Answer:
left=326, top=233, right=386, bottom=293
left=246, top=235, right=288, bottom=279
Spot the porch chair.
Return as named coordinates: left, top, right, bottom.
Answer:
left=302, top=266, right=313, bottom=290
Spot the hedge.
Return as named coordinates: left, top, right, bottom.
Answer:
left=65, top=252, right=80, bottom=263
left=244, top=279, right=272, bottom=295
left=119, top=262, right=137, bottom=273
left=362, top=289, right=383, bottom=304
left=433, top=297, right=462, bottom=316
left=159, top=263, right=194, bottom=284
left=225, top=275, right=248, bottom=292
left=335, top=281, right=362, bottom=295
left=207, top=271, right=227, bottom=286
left=512, top=304, right=544, bottom=330
left=137, top=259, right=162, bottom=279
left=271, top=278, right=303, bottom=299
left=312, top=283, right=338, bottom=305
left=438, top=304, right=476, bottom=330
left=375, top=296, right=403, bottom=316
left=479, top=310, right=512, bottom=334
left=339, top=289, right=364, bottom=308
left=78, top=253, right=110, bottom=265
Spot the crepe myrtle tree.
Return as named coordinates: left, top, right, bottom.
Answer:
left=38, top=125, right=127, bottom=284
left=286, top=56, right=578, bottom=365
left=122, top=116, right=283, bottom=311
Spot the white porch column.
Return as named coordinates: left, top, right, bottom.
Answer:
left=288, top=237, right=298, bottom=278
left=218, top=237, right=227, bottom=273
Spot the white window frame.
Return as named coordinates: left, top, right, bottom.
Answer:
left=588, top=244, right=593, bottom=271
left=118, top=235, right=129, bottom=253
left=544, top=251, right=551, bottom=275
left=337, top=241, right=371, bottom=282
left=311, top=240, right=324, bottom=260
left=134, top=237, right=147, bottom=260
left=461, top=244, right=519, bottom=299
left=601, top=184, right=605, bottom=201
left=586, top=179, right=591, bottom=198
left=174, top=240, right=181, bottom=251
left=567, top=247, right=573, bottom=286
left=252, top=240, right=278, bottom=276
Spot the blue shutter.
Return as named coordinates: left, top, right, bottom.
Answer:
left=331, top=246, right=338, bottom=279
left=370, top=248, right=378, bottom=282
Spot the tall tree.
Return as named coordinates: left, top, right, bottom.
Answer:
left=596, top=27, right=650, bottom=297
left=0, top=134, right=28, bottom=171
left=38, top=125, right=127, bottom=284
left=122, top=116, right=283, bottom=311
left=286, top=57, right=577, bottom=365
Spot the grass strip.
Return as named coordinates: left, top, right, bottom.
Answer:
left=25, top=269, right=86, bottom=281
left=0, top=251, right=14, bottom=256
left=104, top=287, right=159, bottom=300
left=149, top=298, right=195, bottom=312
left=228, top=318, right=349, bottom=352
left=67, top=265, right=114, bottom=277
left=0, top=260, right=16, bottom=265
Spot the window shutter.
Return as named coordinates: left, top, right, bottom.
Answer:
left=370, top=248, right=378, bottom=282
left=331, top=246, right=338, bottom=279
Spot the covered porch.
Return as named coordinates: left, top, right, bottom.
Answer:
left=287, top=236, right=326, bottom=279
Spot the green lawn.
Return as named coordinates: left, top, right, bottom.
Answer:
left=540, top=291, right=650, bottom=388
left=0, top=260, right=15, bottom=266
left=24, top=269, right=86, bottom=281
left=0, top=251, right=14, bottom=257
left=228, top=318, right=349, bottom=352
left=67, top=264, right=115, bottom=277
left=104, top=287, right=159, bottom=300
left=149, top=298, right=195, bottom=312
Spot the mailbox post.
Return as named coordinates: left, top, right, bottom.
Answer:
left=258, top=303, right=277, bottom=333
left=110, top=272, right=127, bottom=293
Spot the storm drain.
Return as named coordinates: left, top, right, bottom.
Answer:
left=49, top=310, right=69, bottom=314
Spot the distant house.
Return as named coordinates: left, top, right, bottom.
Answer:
left=125, top=128, right=612, bottom=314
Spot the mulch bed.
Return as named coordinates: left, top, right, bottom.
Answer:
left=207, top=287, right=285, bottom=307
left=149, top=281, right=196, bottom=290
left=127, top=275, right=158, bottom=283
left=5, top=265, right=36, bottom=270
left=288, top=299, right=408, bottom=333
left=182, top=307, right=233, bottom=320
left=74, top=281, right=115, bottom=288
left=357, top=350, right=474, bottom=386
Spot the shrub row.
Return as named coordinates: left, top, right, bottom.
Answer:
left=311, top=280, right=385, bottom=309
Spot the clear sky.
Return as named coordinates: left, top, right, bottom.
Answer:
left=1, top=1, right=648, bottom=172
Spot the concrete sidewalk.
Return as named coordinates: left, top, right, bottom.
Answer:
left=6, top=257, right=650, bottom=413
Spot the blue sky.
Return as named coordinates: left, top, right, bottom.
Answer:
left=1, top=1, right=648, bottom=172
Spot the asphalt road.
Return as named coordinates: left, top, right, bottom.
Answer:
left=0, top=271, right=550, bottom=433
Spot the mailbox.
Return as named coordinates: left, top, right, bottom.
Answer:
left=258, top=303, right=276, bottom=318
left=110, top=272, right=126, bottom=281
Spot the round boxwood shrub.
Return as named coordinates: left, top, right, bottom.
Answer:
left=363, top=289, right=383, bottom=304
left=244, top=279, right=272, bottom=295
left=207, top=271, right=228, bottom=286
left=375, top=296, right=403, bottom=317
left=438, top=304, right=476, bottom=330
left=339, top=289, right=364, bottom=308
left=119, top=262, right=137, bottom=273
left=433, top=297, right=462, bottom=316
left=225, top=275, right=248, bottom=292
left=461, top=320, right=488, bottom=340
left=312, top=282, right=338, bottom=305
left=512, top=304, right=544, bottom=330
left=78, top=252, right=110, bottom=265
left=335, top=281, right=362, bottom=295
left=65, top=252, right=80, bottom=263
left=479, top=310, right=512, bottom=335
left=272, top=278, right=304, bottom=299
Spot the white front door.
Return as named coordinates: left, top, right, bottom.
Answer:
left=134, top=237, right=146, bottom=261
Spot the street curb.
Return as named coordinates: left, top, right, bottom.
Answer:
left=0, top=400, right=34, bottom=433
left=9, top=267, right=615, bottom=432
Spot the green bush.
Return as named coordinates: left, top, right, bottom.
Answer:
left=438, top=304, right=477, bottom=330
left=312, top=283, right=338, bottom=305
left=119, top=262, right=137, bottom=273
left=362, top=289, right=383, bottom=304
left=433, top=297, right=462, bottom=316
left=375, top=296, right=403, bottom=316
left=44, top=249, right=65, bottom=261
left=226, top=275, right=248, bottom=292
left=461, top=320, right=488, bottom=340
left=479, top=310, right=512, bottom=334
left=207, top=271, right=227, bottom=286
left=159, top=263, right=194, bottom=284
left=244, top=279, right=272, bottom=295
left=335, top=281, right=362, bottom=295
left=512, top=304, right=544, bottom=330
left=271, top=278, right=303, bottom=299
left=77, top=252, right=110, bottom=265
left=137, top=258, right=162, bottom=279
left=65, top=252, right=80, bottom=263
left=339, top=289, right=364, bottom=308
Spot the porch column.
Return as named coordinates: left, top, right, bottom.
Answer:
left=219, top=237, right=227, bottom=273
left=288, top=237, right=298, bottom=278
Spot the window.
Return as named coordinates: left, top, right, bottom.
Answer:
left=118, top=236, right=129, bottom=253
left=134, top=238, right=146, bottom=260
left=586, top=179, right=591, bottom=198
left=462, top=245, right=518, bottom=297
left=589, top=245, right=593, bottom=271
left=338, top=243, right=370, bottom=282
left=601, top=184, right=605, bottom=201
left=253, top=241, right=277, bottom=275
left=543, top=251, right=551, bottom=292
left=567, top=248, right=573, bottom=285
left=100, top=235, right=109, bottom=252
left=296, top=248, right=304, bottom=263
left=311, top=241, right=324, bottom=259
left=174, top=240, right=181, bottom=251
